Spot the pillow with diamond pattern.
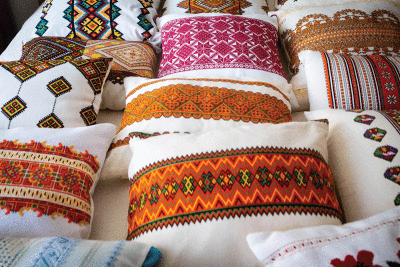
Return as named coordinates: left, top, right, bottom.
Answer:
left=0, top=124, right=116, bottom=238
left=305, top=109, right=400, bottom=222
left=0, top=0, right=161, bottom=61
left=0, top=58, right=112, bottom=129
left=127, top=122, right=344, bottom=266
left=20, top=37, right=158, bottom=110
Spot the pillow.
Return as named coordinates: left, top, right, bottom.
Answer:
left=0, top=124, right=116, bottom=238
left=156, top=14, right=287, bottom=83
left=305, top=109, right=400, bottom=222
left=101, top=77, right=292, bottom=180
left=300, top=51, right=400, bottom=111
left=127, top=122, right=344, bottom=266
left=0, top=58, right=112, bottom=129
left=0, top=0, right=160, bottom=61
left=271, top=1, right=400, bottom=75
left=161, top=0, right=269, bottom=16
left=0, top=236, right=161, bottom=266
left=247, top=206, right=400, bottom=267
left=20, top=37, right=158, bottom=110
left=275, top=0, right=358, bottom=10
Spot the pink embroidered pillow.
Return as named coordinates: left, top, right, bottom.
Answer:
left=157, top=14, right=286, bottom=85
left=0, top=124, right=116, bottom=238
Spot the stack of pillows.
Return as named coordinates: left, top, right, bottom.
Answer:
left=0, top=0, right=399, bottom=266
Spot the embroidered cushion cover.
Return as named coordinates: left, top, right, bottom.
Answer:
left=161, top=0, right=269, bottom=16
left=247, top=206, right=400, bottom=267
left=101, top=76, right=292, bottom=180
left=0, top=236, right=161, bottom=266
left=20, top=37, right=158, bottom=110
left=275, top=0, right=361, bottom=10
left=127, top=122, right=344, bottom=266
left=299, top=51, right=400, bottom=111
left=0, top=124, right=116, bottom=238
left=271, top=0, right=400, bottom=75
left=156, top=14, right=287, bottom=85
left=305, top=109, right=400, bottom=222
left=0, top=58, right=112, bottom=129
left=0, top=0, right=160, bottom=61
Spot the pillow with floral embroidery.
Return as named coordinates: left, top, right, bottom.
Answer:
left=0, top=58, right=112, bottom=129
left=0, top=0, right=161, bottom=61
left=0, top=124, right=116, bottom=238
left=247, top=206, right=400, bottom=267
left=20, top=37, right=158, bottom=110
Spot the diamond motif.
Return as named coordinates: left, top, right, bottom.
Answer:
left=177, top=0, right=252, bottom=14
left=2, top=96, right=27, bottom=120
left=374, top=145, right=398, bottom=162
left=194, top=31, right=214, bottom=43
left=37, top=113, right=64, bottom=128
left=176, top=44, right=196, bottom=60
left=47, top=77, right=72, bottom=97
left=213, top=21, right=230, bottom=31
left=232, top=32, right=250, bottom=43
left=354, top=114, right=375, bottom=125
left=80, top=106, right=97, bottom=126
left=251, top=45, right=269, bottom=60
left=364, top=128, right=387, bottom=142
left=384, top=166, right=400, bottom=185
left=213, top=41, right=233, bottom=56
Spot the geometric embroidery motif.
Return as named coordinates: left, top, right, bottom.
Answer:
left=35, top=0, right=53, bottom=36
left=37, top=113, right=64, bottom=128
left=374, top=145, right=398, bottom=162
left=0, top=140, right=100, bottom=225
left=0, top=61, right=66, bottom=82
left=80, top=106, right=97, bottom=126
left=384, top=166, right=400, bottom=185
left=158, top=16, right=285, bottom=78
left=69, top=59, right=111, bottom=95
left=364, top=128, right=387, bottom=142
left=127, top=147, right=343, bottom=239
left=177, top=0, right=252, bottom=14
left=21, top=37, right=87, bottom=61
left=1, top=96, right=27, bottom=120
left=47, top=77, right=72, bottom=97
left=282, top=9, right=400, bottom=74
left=379, top=110, right=400, bottom=135
left=118, top=79, right=291, bottom=133
left=63, top=0, right=123, bottom=40
left=354, top=115, right=375, bottom=125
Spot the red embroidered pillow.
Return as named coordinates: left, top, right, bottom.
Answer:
left=157, top=14, right=286, bottom=83
left=0, top=124, right=116, bottom=238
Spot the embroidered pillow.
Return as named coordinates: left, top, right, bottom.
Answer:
left=300, top=51, right=400, bottom=110
left=127, top=122, right=344, bottom=266
left=161, top=0, right=269, bottom=16
left=247, top=207, right=400, bottom=267
left=157, top=14, right=287, bottom=85
left=0, top=0, right=160, bottom=61
left=305, top=109, right=400, bottom=222
left=101, top=77, right=292, bottom=180
left=0, top=236, right=161, bottom=266
left=271, top=1, right=400, bottom=75
left=0, top=124, right=116, bottom=238
left=275, top=0, right=359, bottom=10
left=0, top=58, right=112, bottom=129
left=20, top=37, right=158, bottom=110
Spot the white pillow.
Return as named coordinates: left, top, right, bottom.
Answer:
left=247, top=206, right=400, bottom=267
left=0, top=58, right=112, bottom=129
left=0, top=124, right=116, bottom=238
left=305, top=109, right=400, bottom=222
left=0, top=0, right=160, bottom=61
left=127, top=122, right=344, bottom=266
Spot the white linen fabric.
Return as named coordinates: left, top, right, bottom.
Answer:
left=305, top=109, right=400, bottom=222
left=247, top=206, right=400, bottom=267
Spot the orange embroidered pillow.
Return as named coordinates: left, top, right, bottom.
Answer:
left=101, top=77, right=292, bottom=180
left=0, top=124, right=115, bottom=238
left=126, top=122, right=344, bottom=266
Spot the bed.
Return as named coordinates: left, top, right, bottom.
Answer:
left=0, top=0, right=399, bottom=266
